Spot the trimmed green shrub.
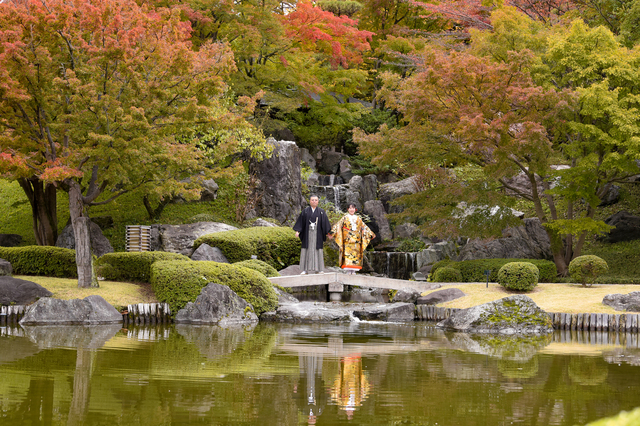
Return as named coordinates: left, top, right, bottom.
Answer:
left=234, top=259, right=280, bottom=277
left=429, top=259, right=456, bottom=280
left=150, top=260, right=278, bottom=315
left=432, top=266, right=463, bottom=283
left=432, top=258, right=556, bottom=283
left=569, top=255, right=609, bottom=287
left=0, top=246, right=77, bottom=278
left=96, top=251, right=191, bottom=282
left=498, top=262, right=539, bottom=291
left=586, top=407, right=640, bottom=426
left=193, top=226, right=300, bottom=269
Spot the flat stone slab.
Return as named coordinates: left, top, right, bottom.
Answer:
left=20, top=295, right=122, bottom=325
left=417, top=288, right=465, bottom=305
left=438, top=295, right=553, bottom=335
left=0, top=276, right=52, bottom=305
left=260, top=301, right=415, bottom=323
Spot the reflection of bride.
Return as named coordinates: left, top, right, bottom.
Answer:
left=330, top=354, right=371, bottom=419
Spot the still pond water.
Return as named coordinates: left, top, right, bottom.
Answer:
left=1, top=322, right=640, bottom=426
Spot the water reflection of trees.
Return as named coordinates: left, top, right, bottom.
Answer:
left=2, top=324, right=640, bottom=425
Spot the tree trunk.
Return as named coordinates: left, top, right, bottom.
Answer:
left=68, top=181, right=98, bottom=288
left=17, top=177, right=58, bottom=246
left=548, top=232, right=569, bottom=277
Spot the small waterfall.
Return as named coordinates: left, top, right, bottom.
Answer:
left=333, top=186, right=340, bottom=210
left=329, top=174, right=335, bottom=186
left=386, top=252, right=391, bottom=277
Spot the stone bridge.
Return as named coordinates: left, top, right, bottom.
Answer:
left=269, top=273, right=432, bottom=292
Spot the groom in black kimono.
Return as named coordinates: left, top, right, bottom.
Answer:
left=293, top=195, right=332, bottom=275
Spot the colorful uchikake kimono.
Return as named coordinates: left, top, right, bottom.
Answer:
left=331, top=214, right=375, bottom=272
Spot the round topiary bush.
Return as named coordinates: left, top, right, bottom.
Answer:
left=569, top=255, right=609, bottom=287
left=497, top=262, right=539, bottom=291
left=233, top=259, right=280, bottom=278
left=432, top=266, right=462, bottom=283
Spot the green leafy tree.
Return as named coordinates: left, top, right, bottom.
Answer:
left=0, top=0, right=267, bottom=287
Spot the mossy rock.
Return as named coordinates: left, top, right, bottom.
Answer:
left=0, top=246, right=77, bottom=278
left=432, top=266, right=462, bottom=283
left=150, top=260, right=278, bottom=315
left=586, top=407, right=640, bottom=426
left=193, top=226, right=300, bottom=269
left=96, top=251, right=191, bottom=282
left=233, top=259, right=280, bottom=278
left=498, top=262, right=539, bottom=291
left=569, top=255, right=609, bottom=287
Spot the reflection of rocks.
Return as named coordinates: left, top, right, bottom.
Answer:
left=20, top=295, right=122, bottom=325
left=21, top=324, right=121, bottom=349
left=445, top=332, right=552, bottom=361
left=438, top=295, right=553, bottom=335
left=175, top=324, right=257, bottom=360
left=0, top=335, right=41, bottom=364
left=261, top=302, right=415, bottom=323
left=603, top=347, right=640, bottom=366
left=602, top=291, right=640, bottom=312
left=174, top=283, right=258, bottom=326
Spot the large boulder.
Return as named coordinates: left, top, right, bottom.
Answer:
left=174, top=282, right=259, bottom=326
left=364, top=200, right=392, bottom=241
left=600, top=211, right=640, bottom=243
left=20, top=295, right=122, bottom=325
left=602, top=292, right=640, bottom=312
left=457, top=218, right=552, bottom=261
left=249, top=139, right=305, bottom=224
left=191, top=243, right=229, bottom=262
left=0, top=234, right=22, bottom=247
left=56, top=220, right=114, bottom=257
left=417, top=288, right=465, bottom=305
left=352, top=303, right=415, bottom=321
left=362, top=174, right=378, bottom=203
left=150, top=221, right=237, bottom=255
left=438, top=295, right=552, bottom=334
left=300, top=147, right=316, bottom=170
left=379, top=176, right=419, bottom=214
left=339, top=159, right=354, bottom=182
left=0, top=258, right=12, bottom=276
left=318, top=150, right=346, bottom=175
left=0, top=276, right=52, bottom=305
left=392, top=288, right=422, bottom=303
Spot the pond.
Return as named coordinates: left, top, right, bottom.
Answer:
left=1, top=322, right=640, bottom=425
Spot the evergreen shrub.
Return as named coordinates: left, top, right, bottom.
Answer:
left=0, top=246, right=77, bottom=278
left=429, top=259, right=455, bottom=280
left=234, top=259, right=280, bottom=277
left=569, top=255, right=609, bottom=287
left=96, top=251, right=191, bottom=282
left=498, top=262, right=539, bottom=291
left=193, top=226, right=300, bottom=269
left=150, top=260, right=278, bottom=314
left=431, top=258, right=556, bottom=283
left=432, top=266, right=462, bottom=283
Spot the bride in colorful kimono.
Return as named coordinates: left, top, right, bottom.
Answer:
left=331, top=204, right=376, bottom=274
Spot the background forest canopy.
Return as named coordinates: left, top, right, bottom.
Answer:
left=2, top=0, right=640, bottom=280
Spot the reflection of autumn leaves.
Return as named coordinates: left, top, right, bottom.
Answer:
left=329, top=355, right=371, bottom=413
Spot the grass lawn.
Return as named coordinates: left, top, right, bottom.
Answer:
left=424, top=282, right=640, bottom=314
left=16, top=275, right=157, bottom=310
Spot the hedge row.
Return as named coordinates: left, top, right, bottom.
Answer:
left=0, top=246, right=77, bottom=278
left=430, top=258, right=557, bottom=283
left=96, top=252, right=191, bottom=282
left=193, top=227, right=300, bottom=270
left=150, top=260, right=278, bottom=315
